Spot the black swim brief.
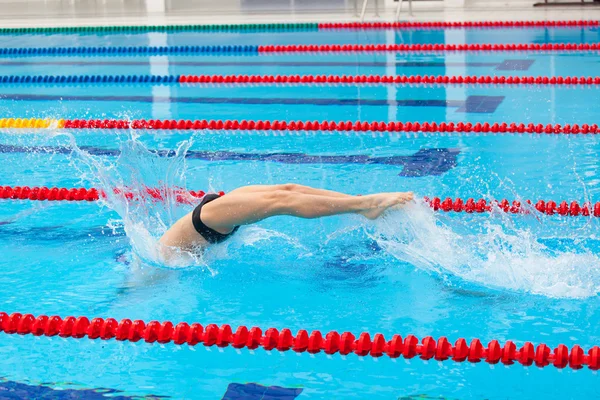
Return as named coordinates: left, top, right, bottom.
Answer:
left=192, top=194, right=239, bottom=244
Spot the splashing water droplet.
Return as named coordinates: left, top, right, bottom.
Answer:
left=68, top=133, right=207, bottom=269
left=368, top=200, right=600, bottom=299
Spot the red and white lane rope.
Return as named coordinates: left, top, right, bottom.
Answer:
left=257, top=43, right=600, bottom=53
left=318, top=20, right=600, bottom=30
left=178, top=74, right=600, bottom=86
left=0, top=312, right=597, bottom=370
left=1, top=185, right=598, bottom=218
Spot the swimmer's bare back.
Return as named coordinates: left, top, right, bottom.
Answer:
left=159, top=184, right=414, bottom=253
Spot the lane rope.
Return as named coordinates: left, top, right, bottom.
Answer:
left=1, top=185, right=598, bottom=218
left=0, top=20, right=596, bottom=35
left=0, top=311, right=597, bottom=370
left=0, top=43, right=598, bottom=57
left=2, top=118, right=598, bottom=135
left=257, top=43, right=600, bottom=53
left=0, top=185, right=219, bottom=203
left=179, top=74, right=600, bottom=86
left=319, top=20, right=600, bottom=29
left=0, top=45, right=259, bottom=56
left=2, top=74, right=600, bottom=86
left=427, top=197, right=600, bottom=217
left=0, top=23, right=318, bottom=35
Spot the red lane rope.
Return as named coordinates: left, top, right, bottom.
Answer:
left=0, top=311, right=597, bottom=370
left=2, top=186, right=598, bottom=218
left=318, top=20, right=600, bottom=30
left=427, top=197, right=600, bottom=217
left=58, top=119, right=600, bottom=135
left=257, top=43, right=600, bottom=53
left=0, top=185, right=223, bottom=204
left=178, top=74, right=600, bottom=86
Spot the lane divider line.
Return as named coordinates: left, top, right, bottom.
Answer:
left=0, top=23, right=318, bottom=35
left=0, top=45, right=259, bottom=56
left=0, top=312, right=597, bottom=370
left=0, top=20, right=596, bottom=35
left=2, top=74, right=599, bottom=86
left=319, top=20, right=600, bottom=29
left=1, top=118, right=597, bottom=135
left=426, top=197, right=600, bottom=217
left=0, top=186, right=597, bottom=218
left=258, top=43, right=600, bottom=53
left=178, top=74, right=600, bottom=86
left=0, top=185, right=218, bottom=203
left=0, top=43, right=599, bottom=57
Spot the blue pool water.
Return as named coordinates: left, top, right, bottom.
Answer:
left=0, top=25, right=600, bottom=399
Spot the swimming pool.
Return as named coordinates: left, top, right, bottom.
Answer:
left=0, top=21, right=600, bottom=399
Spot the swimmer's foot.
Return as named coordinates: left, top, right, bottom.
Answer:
left=358, top=192, right=414, bottom=220
left=359, top=207, right=388, bottom=220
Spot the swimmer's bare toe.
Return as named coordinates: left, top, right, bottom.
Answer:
left=387, top=192, right=415, bottom=212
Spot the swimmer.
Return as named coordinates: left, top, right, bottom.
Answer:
left=160, top=184, right=413, bottom=254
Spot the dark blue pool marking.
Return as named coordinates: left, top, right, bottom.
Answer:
left=0, top=94, right=504, bottom=113
left=0, top=376, right=299, bottom=400
left=0, top=144, right=459, bottom=177
left=0, top=378, right=167, bottom=399
left=317, top=242, right=385, bottom=290
left=0, top=59, right=533, bottom=70
left=222, top=383, right=302, bottom=400
left=495, top=59, right=535, bottom=71
left=0, top=223, right=124, bottom=241
left=456, top=95, right=504, bottom=113
left=180, top=148, right=459, bottom=176
left=398, top=394, right=463, bottom=400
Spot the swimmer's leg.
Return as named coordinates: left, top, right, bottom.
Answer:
left=228, top=183, right=354, bottom=198
left=277, top=183, right=356, bottom=198
left=201, top=190, right=413, bottom=233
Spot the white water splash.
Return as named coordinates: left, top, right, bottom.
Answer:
left=236, top=226, right=307, bottom=249
left=48, top=131, right=314, bottom=272
left=45, top=132, right=600, bottom=297
left=369, top=200, right=600, bottom=299
left=68, top=134, right=208, bottom=269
